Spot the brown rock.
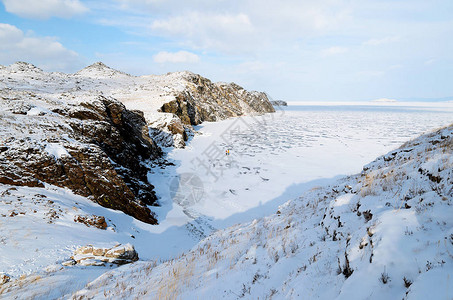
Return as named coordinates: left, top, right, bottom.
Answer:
left=74, top=245, right=93, bottom=255
left=104, top=243, right=138, bottom=261
left=74, top=214, right=108, bottom=230
left=160, top=74, right=274, bottom=126
left=71, top=244, right=138, bottom=266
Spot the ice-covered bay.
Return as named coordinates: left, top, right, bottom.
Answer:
left=152, top=104, right=453, bottom=236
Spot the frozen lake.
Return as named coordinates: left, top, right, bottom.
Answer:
left=150, top=103, right=453, bottom=241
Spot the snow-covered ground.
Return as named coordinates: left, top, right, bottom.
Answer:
left=2, top=107, right=451, bottom=300
left=1, top=102, right=452, bottom=299
left=3, top=61, right=452, bottom=298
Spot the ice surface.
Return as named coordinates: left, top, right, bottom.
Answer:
left=156, top=105, right=453, bottom=232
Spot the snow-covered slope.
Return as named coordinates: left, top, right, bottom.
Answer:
left=61, top=124, right=452, bottom=299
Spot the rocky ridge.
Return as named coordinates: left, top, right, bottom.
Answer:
left=1, top=62, right=275, bottom=148
left=160, top=74, right=274, bottom=126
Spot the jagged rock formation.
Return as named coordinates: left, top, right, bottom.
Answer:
left=0, top=89, right=161, bottom=224
left=159, top=74, right=275, bottom=126
left=270, top=100, right=288, bottom=106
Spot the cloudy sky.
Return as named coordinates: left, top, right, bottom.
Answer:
left=0, top=0, right=452, bottom=101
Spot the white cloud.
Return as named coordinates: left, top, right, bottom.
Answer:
left=0, top=23, right=82, bottom=71
left=153, top=50, right=200, bottom=64
left=84, top=0, right=453, bottom=100
left=98, top=0, right=351, bottom=53
left=150, top=12, right=255, bottom=52
left=363, top=36, right=400, bottom=46
left=1, top=0, right=88, bottom=19
left=321, top=46, right=348, bottom=56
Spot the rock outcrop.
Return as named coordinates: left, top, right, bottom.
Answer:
left=0, top=89, right=161, bottom=224
left=0, top=274, right=10, bottom=285
left=65, top=243, right=139, bottom=266
left=159, top=73, right=275, bottom=126
left=74, top=214, right=108, bottom=230
left=270, top=100, right=288, bottom=106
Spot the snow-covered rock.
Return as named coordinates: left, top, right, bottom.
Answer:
left=70, top=243, right=139, bottom=266
left=0, top=89, right=161, bottom=224
left=73, top=214, right=107, bottom=230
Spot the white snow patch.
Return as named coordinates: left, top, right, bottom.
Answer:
left=44, top=143, right=70, bottom=159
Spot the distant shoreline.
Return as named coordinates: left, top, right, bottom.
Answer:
left=284, top=100, right=453, bottom=108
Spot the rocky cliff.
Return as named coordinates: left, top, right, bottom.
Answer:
left=159, top=72, right=275, bottom=126
left=0, top=89, right=161, bottom=224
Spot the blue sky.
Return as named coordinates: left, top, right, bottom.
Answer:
left=0, top=0, right=452, bottom=101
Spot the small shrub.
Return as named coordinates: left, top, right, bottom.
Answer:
left=404, top=226, right=413, bottom=235
left=338, top=252, right=353, bottom=278
left=380, top=267, right=390, bottom=284
left=403, top=277, right=412, bottom=288
left=363, top=210, right=373, bottom=222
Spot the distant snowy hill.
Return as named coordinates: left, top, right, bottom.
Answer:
left=371, top=98, right=398, bottom=103
left=74, top=62, right=131, bottom=78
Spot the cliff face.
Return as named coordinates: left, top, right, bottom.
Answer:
left=0, top=89, right=161, bottom=224
left=159, top=73, right=275, bottom=126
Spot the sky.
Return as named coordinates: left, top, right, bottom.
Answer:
left=0, top=0, right=452, bottom=102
